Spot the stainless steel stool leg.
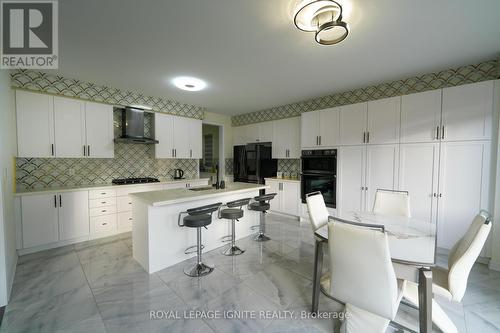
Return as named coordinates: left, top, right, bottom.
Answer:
left=184, top=227, right=214, bottom=277
left=221, top=219, right=245, bottom=256
left=254, top=211, right=271, bottom=242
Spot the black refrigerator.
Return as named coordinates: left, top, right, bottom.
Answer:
left=233, top=142, right=277, bottom=184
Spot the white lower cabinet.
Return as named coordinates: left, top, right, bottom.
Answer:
left=437, top=141, right=491, bottom=249
left=265, top=179, right=300, bottom=216
left=21, top=191, right=89, bottom=248
left=91, top=214, right=117, bottom=234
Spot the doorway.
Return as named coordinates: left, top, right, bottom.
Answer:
left=200, top=123, right=224, bottom=184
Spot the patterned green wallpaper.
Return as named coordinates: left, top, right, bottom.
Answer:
left=232, top=59, right=499, bottom=126
left=11, top=69, right=204, bottom=119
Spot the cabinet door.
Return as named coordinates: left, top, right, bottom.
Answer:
left=282, top=182, right=300, bottom=216
left=245, top=123, right=259, bottom=143
left=367, top=97, right=401, bottom=144
left=58, top=191, right=89, bottom=241
left=233, top=125, right=246, bottom=146
left=266, top=180, right=281, bottom=212
left=155, top=113, right=174, bottom=158
left=173, top=116, right=191, bottom=158
left=189, top=118, right=202, bottom=159
left=365, top=144, right=399, bottom=211
left=401, top=90, right=442, bottom=143
left=259, top=121, right=273, bottom=143
left=337, top=146, right=366, bottom=215
left=339, top=102, right=367, bottom=145
left=319, top=107, right=340, bottom=147
left=85, top=102, right=114, bottom=158
left=21, top=193, right=58, bottom=248
left=399, top=143, right=439, bottom=223
left=54, top=96, right=86, bottom=157
left=437, top=141, right=491, bottom=249
left=272, top=119, right=287, bottom=158
left=287, top=117, right=301, bottom=158
left=301, top=111, right=320, bottom=148
left=442, top=81, right=493, bottom=141
left=16, top=90, right=55, bottom=158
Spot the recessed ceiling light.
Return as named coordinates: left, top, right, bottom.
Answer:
left=172, top=76, right=207, bottom=91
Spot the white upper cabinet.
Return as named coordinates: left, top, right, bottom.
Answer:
left=16, top=91, right=114, bottom=158
left=155, top=113, right=174, bottom=158
left=233, top=125, right=246, bottom=146
left=367, top=96, right=401, bottom=144
left=399, top=143, right=440, bottom=223
left=85, top=102, right=114, bottom=158
left=244, top=123, right=260, bottom=143
left=301, top=110, right=320, bottom=148
left=272, top=117, right=300, bottom=158
left=401, top=90, right=442, bottom=143
left=339, top=102, right=367, bottom=146
left=189, top=118, right=202, bottom=159
left=53, top=96, right=86, bottom=158
left=155, top=113, right=202, bottom=159
left=441, top=81, right=493, bottom=141
left=16, top=90, right=55, bottom=158
left=259, top=121, right=274, bottom=143
left=319, top=107, right=340, bottom=146
left=301, top=108, right=340, bottom=148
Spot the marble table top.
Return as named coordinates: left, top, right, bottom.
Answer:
left=131, top=182, right=268, bottom=207
left=315, top=211, right=437, bottom=266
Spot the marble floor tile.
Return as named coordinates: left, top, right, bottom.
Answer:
left=2, top=215, right=500, bottom=333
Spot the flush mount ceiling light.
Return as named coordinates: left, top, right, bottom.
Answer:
left=172, top=76, right=207, bottom=91
left=294, top=0, right=349, bottom=45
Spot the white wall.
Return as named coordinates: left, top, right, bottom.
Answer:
left=0, top=70, right=17, bottom=306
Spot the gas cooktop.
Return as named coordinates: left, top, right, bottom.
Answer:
left=111, top=177, right=160, bottom=185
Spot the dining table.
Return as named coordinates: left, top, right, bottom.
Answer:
left=312, top=211, right=437, bottom=333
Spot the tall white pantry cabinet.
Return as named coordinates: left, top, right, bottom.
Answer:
left=335, top=80, right=496, bottom=251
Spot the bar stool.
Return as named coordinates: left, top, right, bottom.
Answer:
left=248, top=193, right=277, bottom=242
left=178, top=202, right=222, bottom=277
left=218, top=198, right=252, bottom=256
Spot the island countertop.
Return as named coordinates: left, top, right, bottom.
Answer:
left=130, top=182, right=268, bottom=207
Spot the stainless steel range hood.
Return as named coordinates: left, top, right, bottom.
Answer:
left=114, top=107, right=159, bottom=144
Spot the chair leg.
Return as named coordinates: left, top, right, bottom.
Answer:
left=184, top=227, right=214, bottom=277
left=221, top=219, right=245, bottom=256
left=254, top=211, right=271, bottom=242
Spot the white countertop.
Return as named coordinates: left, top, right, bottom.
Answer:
left=15, top=178, right=210, bottom=196
left=265, top=177, right=301, bottom=183
left=131, top=182, right=268, bottom=207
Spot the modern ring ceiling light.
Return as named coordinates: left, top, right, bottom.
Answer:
left=294, top=0, right=349, bottom=45
left=172, top=76, right=207, bottom=91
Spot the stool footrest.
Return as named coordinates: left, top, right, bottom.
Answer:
left=221, top=235, right=232, bottom=242
left=184, top=244, right=205, bottom=255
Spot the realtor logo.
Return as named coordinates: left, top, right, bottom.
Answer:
left=1, top=0, right=58, bottom=68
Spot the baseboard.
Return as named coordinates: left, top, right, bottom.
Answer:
left=0, top=305, right=5, bottom=328
left=7, top=254, right=17, bottom=301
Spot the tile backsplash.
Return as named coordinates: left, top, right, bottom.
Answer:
left=16, top=111, right=199, bottom=191
left=277, top=159, right=300, bottom=178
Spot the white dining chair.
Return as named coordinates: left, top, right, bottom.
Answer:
left=402, top=210, right=492, bottom=333
left=327, top=217, right=406, bottom=333
left=305, top=191, right=329, bottom=232
left=373, top=189, right=411, bottom=217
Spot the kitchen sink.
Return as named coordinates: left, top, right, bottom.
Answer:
left=188, top=186, right=215, bottom=191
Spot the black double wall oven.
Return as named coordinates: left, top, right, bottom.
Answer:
left=301, top=149, right=337, bottom=208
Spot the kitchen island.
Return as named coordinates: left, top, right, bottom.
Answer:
left=130, top=182, right=267, bottom=273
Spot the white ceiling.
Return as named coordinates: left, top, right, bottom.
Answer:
left=54, top=0, right=500, bottom=115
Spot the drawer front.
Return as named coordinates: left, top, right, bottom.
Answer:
left=90, top=205, right=116, bottom=217
left=89, top=189, right=116, bottom=199
left=117, top=196, right=133, bottom=212
left=91, top=215, right=117, bottom=234
left=89, top=197, right=117, bottom=208
left=117, top=211, right=133, bottom=232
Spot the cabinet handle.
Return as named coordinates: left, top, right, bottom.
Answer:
left=88, top=145, right=90, bottom=157
left=54, top=195, right=57, bottom=208
left=363, top=132, right=366, bottom=143
left=438, top=193, right=442, bottom=197
left=83, top=145, right=86, bottom=156
left=128, top=202, right=132, bottom=205
left=59, top=195, right=62, bottom=207
left=101, top=201, right=106, bottom=204
left=172, top=149, right=174, bottom=157
left=101, top=192, right=106, bottom=195
left=441, top=126, right=445, bottom=140
left=51, top=144, right=55, bottom=156
left=366, top=132, right=370, bottom=143
left=190, top=149, right=192, bottom=158
left=128, top=218, right=133, bottom=221
left=319, top=136, right=321, bottom=146
left=436, top=126, right=440, bottom=140
left=102, top=210, right=107, bottom=212
left=102, top=222, right=108, bottom=226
